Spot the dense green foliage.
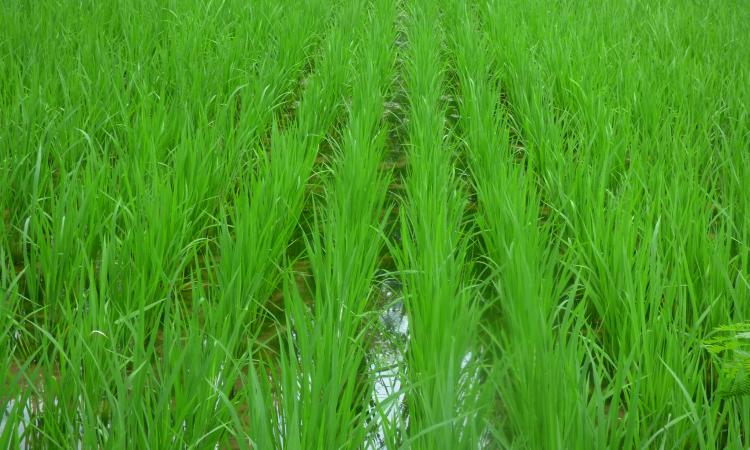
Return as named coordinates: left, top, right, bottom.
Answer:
left=2, top=0, right=749, bottom=448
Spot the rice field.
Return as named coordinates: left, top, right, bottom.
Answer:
left=2, top=0, right=750, bottom=448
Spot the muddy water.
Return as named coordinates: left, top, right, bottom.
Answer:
left=1, top=398, right=31, bottom=448
left=366, top=278, right=486, bottom=449
left=367, top=279, right=409, bottom=449
left=1, top=396, right=85, bottom=450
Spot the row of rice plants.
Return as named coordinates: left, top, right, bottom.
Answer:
left=393, top=0, right=485, bottom=447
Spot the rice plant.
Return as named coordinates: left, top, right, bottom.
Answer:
left=2, top=0, right=749, bottom=448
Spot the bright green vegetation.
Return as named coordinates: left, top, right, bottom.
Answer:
left=1, top=0, right=749, bottom=448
